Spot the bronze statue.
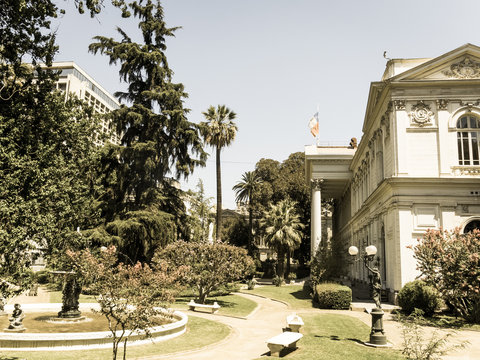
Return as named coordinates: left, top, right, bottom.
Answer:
left=365, top=263, right=382, bottom=309
left=8, top=303, right=25, bottom=330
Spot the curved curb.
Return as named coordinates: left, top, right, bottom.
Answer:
left=0, top=304, right=187, bottom=350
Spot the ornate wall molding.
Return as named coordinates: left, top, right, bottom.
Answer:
left=442, top=57, right=480, bottom=79
left=381, top=115, right=390, bottom=138
left=436, top=99, right=449, bottom=110
left=394, top=100, right=406, bottom=110
left=409, top=101, right=434, bottom=127
left=311, top=178, right=324, bottom=190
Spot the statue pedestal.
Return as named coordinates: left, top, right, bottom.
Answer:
left=4, top=327, right=26, bottom=333
left=57, top=309, right=82, bottom=319
left=365, top=307, right=389, bottom=347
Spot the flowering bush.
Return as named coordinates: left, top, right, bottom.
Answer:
left=67, top=246, right=185, bottom=360
left=412, top=229, right=480, bottom=323
left=154, top=241, right=255, bottom=303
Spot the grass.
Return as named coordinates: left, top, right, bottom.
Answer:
left=172, top=293, right=258, bottom=318
left=254, top=313, right=404, bottom=360
left=242, top=284, right=314, bottom=309
left=0, top=315, right=230, bottom=360
left=393, top=312, right=480, bottom=332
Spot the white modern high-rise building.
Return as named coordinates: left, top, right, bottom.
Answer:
left=49, top=61, right=121, bottom=145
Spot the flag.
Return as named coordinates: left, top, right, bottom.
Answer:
left=308, top=112, right=319, bottom=137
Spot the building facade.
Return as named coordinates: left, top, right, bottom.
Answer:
left=306, top=44, right=480, bottom=302
left=50, top=61, right=120, bottom=145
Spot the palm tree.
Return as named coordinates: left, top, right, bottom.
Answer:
left=200, top=105, right=237, bottom=242
left=260, top=199, right=303, bottom=279
left=233, top=171, right=262, bottom=255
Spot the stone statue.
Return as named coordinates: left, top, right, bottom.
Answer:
left=365, top=263, right=382, bottom=309
left=8, top=304, right=25, bottom=331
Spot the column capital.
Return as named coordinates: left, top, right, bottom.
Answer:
left=311, top=178, right=324, bottom=190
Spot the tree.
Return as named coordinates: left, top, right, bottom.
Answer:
left=187, top=179, right=214, bottom=242
left=67, top=246, right=184, bottom=360
left=220, top=216, right=249, bottom=247
left=260, top=199, right=303, bottom=279
left=89, top=0, right=207, bottom=261
left=233, top=171, right=262, bottom=254
left=199, top=105, right=237, bottom=242
left=412, top=228, right=480, bottom=323
left=155, top=241, right=254, bottom=304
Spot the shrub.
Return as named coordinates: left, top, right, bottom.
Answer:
left=398, top=280, right=442, bottom=316
left=412, top=228, right=480, bottom=323
left=315, top=283, right=351, bottom=309
left=287, top=272, right=297, bottom=281
left=34, top=270, right=50, bottom=284
left=154, top=241, right=254, bottom=303
left=399, top=309, right=468, bottom=360
left=272, top=276, right=284, bottom=287
left=247, top=279, right=256, bottom=290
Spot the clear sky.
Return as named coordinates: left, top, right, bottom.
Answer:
left=52, top=0, right=480, bottom=209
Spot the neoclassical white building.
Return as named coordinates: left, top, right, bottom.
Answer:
left=306, top=44, right=480, bottom=302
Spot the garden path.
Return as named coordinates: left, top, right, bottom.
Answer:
left=138, top=292, right=289, bottom=360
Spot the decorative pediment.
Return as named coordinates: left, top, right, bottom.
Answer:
left=442, top=57, right=480, bottom=79
left=385, top=44, right=480, bottom=82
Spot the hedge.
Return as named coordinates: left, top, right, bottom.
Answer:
left=315, top=283, right=352, bottom=309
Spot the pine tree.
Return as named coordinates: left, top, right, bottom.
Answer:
left=89, top=0, right=206, bottom=262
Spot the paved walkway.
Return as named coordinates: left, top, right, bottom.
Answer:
left=140, top=293, right=289, bottom=360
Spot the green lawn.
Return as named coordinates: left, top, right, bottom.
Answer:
left=242, top=284, right=314, bottom=309
left=0, top=315, right=230, bottom=360
left=172, top=293, right=258, bottom=318
left=255, top=313, right=404, bottom=360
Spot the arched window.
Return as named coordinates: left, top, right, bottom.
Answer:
left=464, top=219, right=480, bottom=233
left=457, top=115, right=480, bottom=165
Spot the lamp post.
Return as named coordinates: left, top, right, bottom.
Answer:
left=348, top=245, right=388, bottom=346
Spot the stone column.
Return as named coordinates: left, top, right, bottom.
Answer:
left=311, top=179, right=323, bottom=258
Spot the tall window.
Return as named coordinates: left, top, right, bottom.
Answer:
left=457, top=115, right=480, bottom=165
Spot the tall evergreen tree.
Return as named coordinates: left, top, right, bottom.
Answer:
left=89, top=0, right=206, bottom=262
left=200, top=105, right=237, bottom=242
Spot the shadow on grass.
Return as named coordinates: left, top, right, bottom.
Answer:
left=315, top=334, right=364, bottom=344
left=290, top=289, right=312, bottom=300
left=393, top=312, right=479, bottom=330
left=0, top=357, right=21, bottom=360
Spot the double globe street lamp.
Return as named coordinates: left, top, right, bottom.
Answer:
left=348, top=244, right=388, bottom=346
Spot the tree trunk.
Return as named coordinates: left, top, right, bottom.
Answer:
left=248, top=202, right=253, bottom=255
left=123, top=337, right=128, bottom=360
left=198, top=287, right=207, bottom=304
left=286, top=250, right=291, bottom=278
left=215, top=146, right=222, bottom=242
left=277, top=248, right=285, bottom=279
left=112, top=339, right=119, bottom=360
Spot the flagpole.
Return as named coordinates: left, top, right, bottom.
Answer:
left=316, top=104, right=320, bottom=146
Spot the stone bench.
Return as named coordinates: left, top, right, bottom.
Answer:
left=286, top=314, right=304, bottom=333
left=187, top=300, right=220, bottom=314
left=266, top=331, right=303, bottom=357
